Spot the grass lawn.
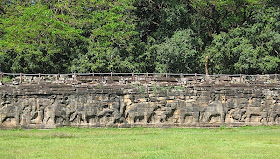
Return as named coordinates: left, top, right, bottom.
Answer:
left=0, top=126, right=280, bottom=159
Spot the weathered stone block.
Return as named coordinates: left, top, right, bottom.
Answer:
left=1, top=81, right=280, bottom=129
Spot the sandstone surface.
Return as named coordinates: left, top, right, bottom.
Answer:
left=1, top=75, right=279, bottom=129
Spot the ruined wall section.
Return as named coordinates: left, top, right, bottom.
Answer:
left=1, top=83, right=280, bottom=129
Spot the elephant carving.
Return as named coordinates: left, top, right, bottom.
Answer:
left=126, top=102, right=160, bottom=124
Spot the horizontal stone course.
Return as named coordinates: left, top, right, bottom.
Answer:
left=0, top=80, right=280, bottom=129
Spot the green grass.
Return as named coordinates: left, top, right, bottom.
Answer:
left=1, top=126, right=280, bottom=159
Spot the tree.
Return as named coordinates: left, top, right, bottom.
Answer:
left=190, top=0, right=267, bottom=42
left=0, top=4, right=83, bottom=73
left=133, top=0, right=196, bottom=73
left=134, top=0, right=192, bottom=43
left=155, top=29, right=203, bottom=73
left=204, top=7, right=280, bottom=74
left=1, top=0, right=279, bottom=75
left=70, top=0, right=139, bottom=73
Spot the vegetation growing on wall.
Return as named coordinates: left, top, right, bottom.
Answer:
left=0, top=0, right=279, bottom=74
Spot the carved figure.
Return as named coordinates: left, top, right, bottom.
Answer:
left=126, top=102, right=160, bottom=124
left=155, top=102, right=177, bottom=123
left=0, top=101, right=21, bottom=126
left=201, top=101, right=226, bottom=123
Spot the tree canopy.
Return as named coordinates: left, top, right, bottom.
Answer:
left=0, top=0, right=279, bottom=74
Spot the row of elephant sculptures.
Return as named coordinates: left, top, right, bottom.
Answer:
left=1, top=94, right=280, bottom=127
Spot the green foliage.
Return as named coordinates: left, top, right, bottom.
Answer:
left=190, top=0, right=266, bottom=32
left=134, top=0, right=192, bottom=43
left=0, top=0, right=280, bottom=74
left=205, top=7, right=280, bottom=74
left=2, top=76, right=11, bottom=83
left=70, top=0, right=139, bottom=73
left=0, top=4, right=83, bottom=73
left=155, top=29, right=203, bottom=73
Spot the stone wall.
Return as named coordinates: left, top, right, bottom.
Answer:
left=1, top=80, right=280, bottom=129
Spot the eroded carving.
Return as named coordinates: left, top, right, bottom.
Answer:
left=1, top=83, right=280, bottom=129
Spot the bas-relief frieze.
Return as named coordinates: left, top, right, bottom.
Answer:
left=1, top=84, right=280, bottom=129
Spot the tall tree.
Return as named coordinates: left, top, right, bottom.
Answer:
left=155, top=29, right=203, bottom=73
left=134, top=0, right=192, bottom=43
left=204, top=7, right=280, bottom=74
left=70, top=0, right=139, bottom=73
left=190, top=0, right=267, bottom=42
left=0, top=4, right=83, bottom=73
